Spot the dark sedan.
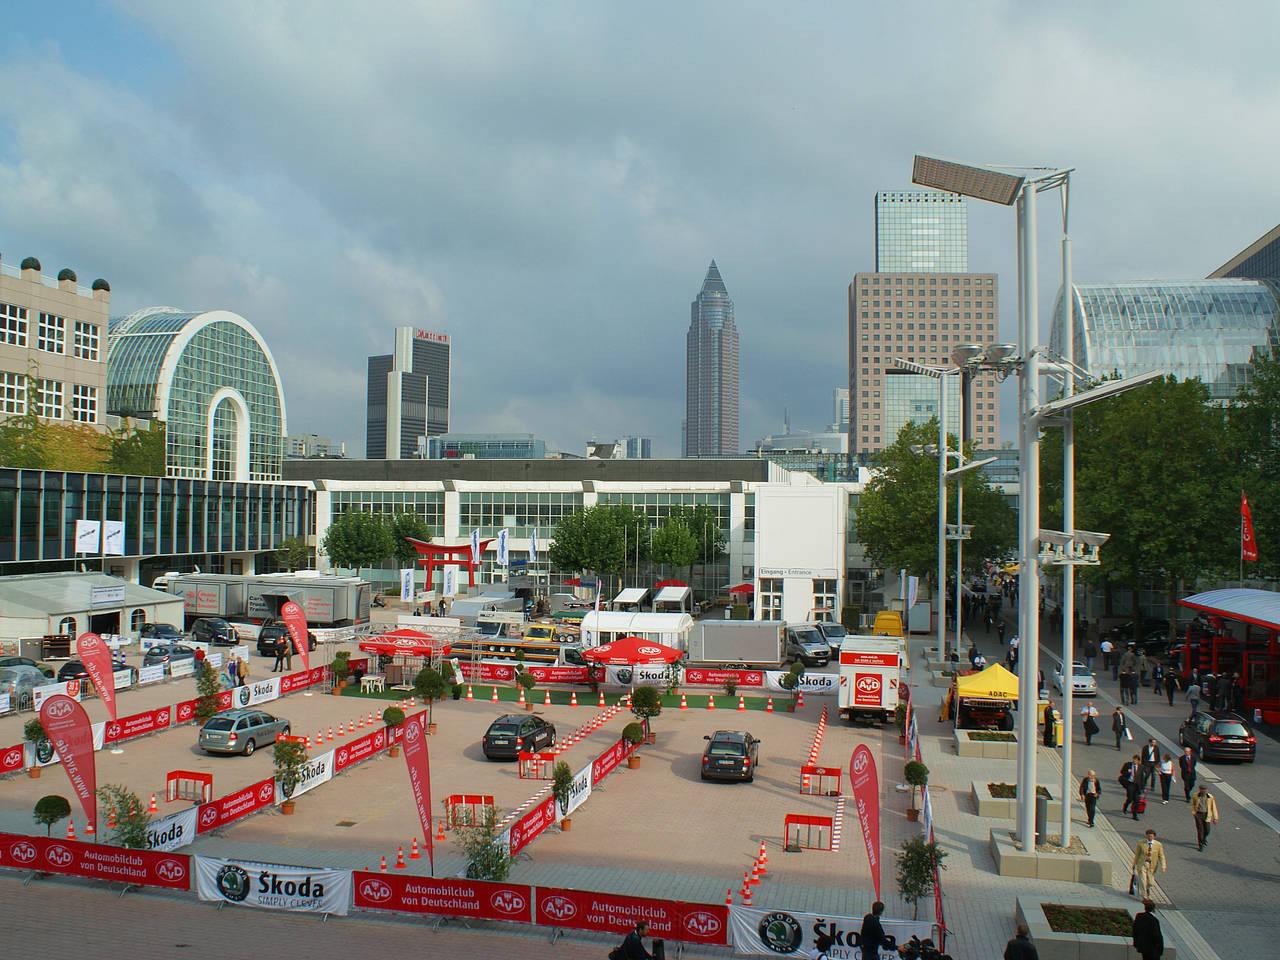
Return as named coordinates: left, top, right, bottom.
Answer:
left=57, top=658, right=138, bottom=686
left=482, top=714, right=556, bottom=760
left=139, top=622, right=185, bottom=642
left=191, top=618, right=238, bottom=646
left=1180, top=710, right=1256, bottom=763
left=256, top=621, right=317, bottom=657
left=701, top=730, right=761, bottom=782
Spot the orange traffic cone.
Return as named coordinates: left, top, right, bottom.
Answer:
left=766, top=697, right=774, bottom=713
left=357, top=714, right=364, bottom=729
left=317, top=730, right=323, bottom=745
left=304, top=736, right=311, bottom=749
left=84, top=820, right=94, bottom=839
left=394, top=846, right=406, bottom=869
left=741, top=873, right=753, bottom=905
left=328, top=726, right=334, bottom=742
left=757, top=840, right=769, bottom=873
left=570, top=691, right=578, bottom=707
left=410, top=837, right=421, bottom=859
left=518, top=687, right=526, bottom=706
left=680, top=694, right=688, bottom=710
left=796, top=690, right=805, bottom=708
left=66, top=820, right=75, bottom=841
left=544, top=689, right=552, bottom=706
left=707, top=695, right=716, bottom=710
left=749, top=861, right=760, bottom=885
left=148, top=793, right=158, bottom=813
left=466, top=685, right=474, bottom=701
left=379, top=856, right=387, bottom=872
left=725, top=888, right=733, bottom=906
left=367, top=712, right=374, bottom=725
left=491, top=687, right=499, bottom=702
left=337, top=721, right=345, bottom=736
left=737, top=696, right=746, bottom=711
left=437, top=818, right=446, bottom=841
left=107, top=808, right=117, bottom=829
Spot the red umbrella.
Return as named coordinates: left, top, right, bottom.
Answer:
left=561, top=577, right=582, bottom=587
left=728, top=583, right=754, bottom=595
left=583, top=635, right=684, bottom=665
left=653, top=579, right=688, bottom=589
left=358, top=628, right=445, bottom=658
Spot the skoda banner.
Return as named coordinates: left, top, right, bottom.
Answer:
left=604, top=664, right=670, bottom=687
left=560, top=761, right=593, bottom=818
left=763, top=671, right=838, bottom=695
left=146, top=807, right=199, bottom=853
left=728, top=905, right=931, bottom=958
left=194, top=855, right=351, bottom=915
left=231, top=676, right=281, bottom=709
left=274, top=748, right=334, bottom=804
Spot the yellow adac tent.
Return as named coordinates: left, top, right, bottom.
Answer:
left=955, top=663, right=1020, bottom=701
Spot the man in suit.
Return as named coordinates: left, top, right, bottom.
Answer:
left=1131, top=829, right=1167, bottom=899
left=1178, top=746, right=1197, bottom=802
left=1120, top=755, right=1142, bottom=818
left=1132, top=900, right=1164, bottom=960
left=858, top=901, right=888, bottom=960
left=1191, top=784, right=1219, bottom=851
left=1079, top=770, right=1101, bottom=827
left=1139, top=738, right=1160, bottom=790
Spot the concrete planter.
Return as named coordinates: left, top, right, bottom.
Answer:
left=954, top=730, right=1018, bottom=759
left=970, top=781, right=1062, bottom=820
left=1015, top=896, right=1176, bottom=960
left=989, top=830, right=1111, bottom=885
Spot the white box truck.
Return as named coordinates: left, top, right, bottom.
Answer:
left=688, top=620, right=785, bottom=667
left=836, top=635, right=903, bottom=723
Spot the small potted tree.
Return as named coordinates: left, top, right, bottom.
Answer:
left=33, top=795, right=71, bottom=835
left=895, top=702, right=909, bottom=745
left=516, top=670, right=537, bottom=710
left=329, top=653, right=350, bottom=695
left=413, top=666, right=449, bottom=734
left=896, top=836, right=947, bottom=919
left=23, top=718, right=48, bottom=778
left=622, top=722, right=645, bottom=769
left=629, top=685, right=662, bottom=743
left=904, top=759, right=929, bottom=822
left=779, top=662, right=805, bottom=711
left=552, top=760, right=575, bottom=830
left=274, top=738, right=309, bottom=815
left=194, top=660, right=222, bottom=721
left=383, top=706, right=406, bottom=756
left=722, top=676, right=738, bottom=698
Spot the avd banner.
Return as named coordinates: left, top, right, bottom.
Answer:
left=728, top=905, right=930, bottom=958
left=849, top=744, right=881, bottom=900
left=196, top=778, right=277, bottom=834
left=400, top=712, right=434, bottom=872
left=75, top=631, right=118, bottom=722
left=40, top=695, right=96, bottom=827
left=353, top=872, right=532, bottom=921
left=0, top=832, right=189, bottom=890
left=280, top=601, right=310, bottom=673
left=194, top=855, right=351, bottom=915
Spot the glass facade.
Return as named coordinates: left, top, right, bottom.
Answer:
left=107, top=310, right=286, bottom=480
left=332, top=490, right=445, bottom=535
left=459, top=491, right=583, bottom=538
left=1050, top=280, right=1280, bottom=402
left=881, top=371, right=962, bottom=448
left=875, top=192, right=967, bottom=273
left=0, top=467, right=310, bottom=568
left=426, top=434, right=546, bottom=459
left=1213, top=225, right=1280, bottom=281
left=685, top=261, right=739, bottom=456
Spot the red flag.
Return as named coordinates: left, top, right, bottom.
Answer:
left=280, top=601, right=310, bottom=672
left=849, top=744, right=880, bottom=899
left=40, top=695, right=97, bottom=828
left=401, top=713, right=434, bottom=873
left=1242, top=492, right=1258, bottom=562
left=75, top=631, right=117, bottom=723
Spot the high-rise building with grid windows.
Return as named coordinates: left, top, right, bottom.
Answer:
left=684, top=261, right=739, bottom=457
left=366, top=326, right=451, bottom=459
left=875, top=191, right=967, bottom=273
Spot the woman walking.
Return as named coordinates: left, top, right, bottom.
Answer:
left=1158, top=753, right=1176, bottom=804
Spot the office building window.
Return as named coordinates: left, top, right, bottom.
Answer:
left=38, top=313, right=65, bottom=354
left=0, top=371, right=26, bottom=414
left=1, top=302, right=27, bottom=346
left=38, top=379, right=63, bottom=419
left=813, top=579, right=837, bottom=620
left=73, top=321, right=99, bottom=360
left=760, top=578, right=783, bottom=621
left=70, top=384, right=97, bottom=423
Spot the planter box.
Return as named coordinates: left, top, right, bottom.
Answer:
left=954, top=730, right=1018, bottom=759
left=970, top=781, right=1062, bottom=820
left=989, top=830, right=1111, bottom=885
left=1015, top=896, right=1176, bottom=960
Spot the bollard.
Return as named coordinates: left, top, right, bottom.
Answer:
left=1034, top=793, right=1049, bottom=846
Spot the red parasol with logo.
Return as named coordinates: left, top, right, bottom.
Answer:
left=728, top=583, right=754, bottom=595
left=358, top=629, right=447, bottom=658
left=582, top=635, right=684, bottom=665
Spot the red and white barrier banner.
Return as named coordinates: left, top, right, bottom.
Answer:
left=175, top=690, right=234, bottom=725
left=507, top=795, right=557, bottom=856
left=194, top=855, right=351, bottom=915
left=33, top=678, right=83, bottom=712
left=534, top=887, right=683, bottom=939
left=1, top=743, right=23, bottom=774
left=76, top=632, right=118, bottom=722
left=196, top=778, right=276, bottom=834
left=281, top=601, right=310, bottom=673
left=849, top=744, right=881, bottom=900
left=353, top=872, right=532, bottom=921
left=41, top=695, right=96, bottom=827
left=146, top=807, right=199, bottom=852
left=683, top=668, right=765, bottom=687
left=280, top=667, right=326, bottom=694
left=334, top=727, right=387, bottom=772
left=455, top=661, right=517, bottom=684
left=527, top=665, right=591, bottom=683
left=728, top=905, right=929, bottom=957
left=0, top=832, right=190, bottom=890
left=400, top=713, right=434, bottom=871
left=590, top=736, right=638, bottom=785
left=763, top=671, right=838, bottom=695
left=839, top=650, right=899, bottom=667
left=104, top=706, right=172, bottom=744
left=275, top=748, right=334, bottom=804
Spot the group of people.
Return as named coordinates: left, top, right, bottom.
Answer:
left=1183, top=668, right=1244, bottom=715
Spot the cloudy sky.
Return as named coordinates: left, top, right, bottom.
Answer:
left=2, top=2, right=1277, bottom=457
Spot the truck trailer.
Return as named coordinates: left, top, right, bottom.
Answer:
left=688, top=620, right=785, bottom=667
left=836, top=634, right=903, bottom=723
left=167, top=573, right=371, bottom=627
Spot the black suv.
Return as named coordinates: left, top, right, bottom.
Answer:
left=191, top=618, right=238, bottom=646
left=139, top=622, right=185, bottom=642
left=482, top=714, right=556, bottom=760
left=701, top=729, right=761, bottom=782
left=1179, top=710, right=1256, bottom=763
left=255, top=620, right=317, bottom=657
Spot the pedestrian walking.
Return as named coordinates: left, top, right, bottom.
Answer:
left=272, top=635, right=286, bottom=672
left=284, top=633, right=293, bottom=671
left=1185, top=680, right=1202, bottom=718
left=1139, top=738, right=1160, bottom=790
left=1120, top=755, right=1142, bottom=819
left=1157, top=753, right=1175, bottom=804
left=1043, top=700, right=1057, bottom=747
left=998, top=618, right=1007, bottom=645
left=236, top=657, right=248, bottom=687
left=1191, top=784, right=1219, bottom=850
left=857, top=901, right=889, bottom=960
left=1178, top=746, right=1197, bottom=802
left=1132, top=900, right=1165, bottom=960
left=1100, top=636, right=1114, bottom=674
left=1151, top=662, right=1164, bottom=695
left=1138, top=652, right=1150, bottom=687
left=1118, top=668, right=1133, bottom=704
left=1130, top=829, right=1167, bottom=899
left=1112, top=706, right=1128, bottom=751
left=614, top=921, right=654, bottom=959
left=1164, top=671, right=1178, bottom=707
left=1079, top=770, right=1101, bottom=827
left=1081, top=702, right=1099, bottom=745
left=1002, top=922, right=1039, bottom=960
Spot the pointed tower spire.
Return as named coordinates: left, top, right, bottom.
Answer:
left=701, top=259, right=727, bottom=295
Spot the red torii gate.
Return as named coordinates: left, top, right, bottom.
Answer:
left=406, top=537, right=495, bottom=588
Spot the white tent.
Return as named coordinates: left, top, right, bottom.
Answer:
left=611, top=587, right=650, bottom=608
left=578, top=611, right=695, bottom=652
left=653, top=585, right=692, bottom=612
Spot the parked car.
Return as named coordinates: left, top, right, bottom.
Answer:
left=255, top=620, right=317, bottom=657
left=56, top=657, right=138, bottom=686
left=1179, top=710, right=1256, bottom=763
left=481, top=713, right=556, bottom=760
left=818, top=621, right=848, bottom=655
left=1051, top=661, right=1097, bottom=697
left=0, top=655, right=53, bottom=678
left=191, top=618, right=238, bottom=646
left=0, top=664, right=48, bottom=710
left=139, top=622, right=185, bottom=642
left=198, top=709, right=291, bottom=756
left=142, top=643, right=197, bottom=669
left=701, top=729, right=761, bottom=782
left=785, top=624, right=831, bottom=667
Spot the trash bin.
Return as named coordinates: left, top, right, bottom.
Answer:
left=1034, top=793, right=1049, bottom=845
left=653, top=938, right=666, bottom=960
left=1054, top=717, right=1065, bottom=746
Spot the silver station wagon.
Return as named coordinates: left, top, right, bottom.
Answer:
left=198, top=709, right=291, bottom=756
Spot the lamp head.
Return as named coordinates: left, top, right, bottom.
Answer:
left=950, top=344, right=984, bottom=366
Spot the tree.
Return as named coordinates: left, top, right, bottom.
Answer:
left=0, top=369, right=49, bottom=468
left=1229, top=347, right=1280, bottom=580
left=323, top=510, right=395, bottom=570
left=453, top=805, right=517, bottom=880
left=413, top=666, right=449, bottom=725
left=194, top=660, right=222, bottom=721
left=629, top=685, right=662, bottom=726
left=856, top=419, right=1015, bottom=583
left=273, top=738, right=309, bottom=802
left=385, top=512, right=433, bottom=568
left=104, top=422, right=166, bottom=476
left=896, top=836, right=947, bottom=920
left=33, top=795, right=71, bottom=835
left=274, top=536, right=312, bottom=572
left=667, top=504, right=727, bottom=591
left=548, top=504, right=649, bottom=586
left=649, top=517, right=698, bottom=575
left=97, top=785, right=151, bottom=848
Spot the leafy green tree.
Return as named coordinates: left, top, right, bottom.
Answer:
left=856, top=419, right=1015, bottom=584
left=386, top=512, right=433, bottom=568
left=323, top=509, right=395, bottom=570
left=1229, top=347, right=1280, bottom=580
left=194, top=660, right=222, bottom=721
left=1040, top=376, right=1235, bottom=631
left=413, top=666, right=449, bottom=725
left=0, top=369, right=49, bottom=468
left=650, top=517, right=698, bottom=574
left=105, top=422, right=167, bottom=476
left=453, top=804, right=517, bottom=880
left=666, top=504, right=726, bottom=590
left=97, top=785, right=151, bottom=848
left=274, top=536, right=312, bottom=572
left=33, top=795, right=71, bottom=835
left=896, top=836, right=947, bottom=920
left=549, top=503, right=649, bottom=585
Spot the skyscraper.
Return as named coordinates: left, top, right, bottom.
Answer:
left=1209, top=222, right=1280, bottom=280
left=875, top=191, right=967, bottom=273
left=684, top=260, right=739, bottom=456
left=366, top=326, right=451, bottom=459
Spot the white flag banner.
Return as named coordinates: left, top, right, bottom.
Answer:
left=497, top=529, right=509, bottom=566
left=907, top=575, right=919, bottom=611
left=102, top=519, right=125, bottom=556
left=74, top=519, right=101, bottom=553
left=400, top=568, right=414, bottom=603
left=147, top=807, right=199, bottom=852
left=529, top=527, right=539, bottom=562
left=921, top=784, right=934, bottom=838
left=470, top=529, right=481, bottom=565
left=560, top=760, right=593, bottom=818
left=442, top=565, right=458, bottom=598
left=194, top=855, right=351, bottom=915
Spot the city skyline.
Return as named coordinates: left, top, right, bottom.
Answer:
left=1, top=5, right=1278, bottom=456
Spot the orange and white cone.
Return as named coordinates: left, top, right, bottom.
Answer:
left=317, top=730, right=324, bottom=745
left=598, top=692, right=606, bottom=707
left=84, top=821, right=94, bottom=839
left=466, top=685, right=474, bottom=701
left=304, top=736, right=311, bottom=749
left=737, top=696, right=746, bottom=711
left=107, top=808, right=117, bottom=829
left=797, top=690, right=805, bottom=708
left=518, top=688, right=526, bottom=706
left=328, top=726, right=334, bottom=742
left=411, top=837, right=421, bottom=859
left=394, top=846, right=406, bottom=869
left=491, top=687, right=499, bottom=702
left=148, top=793, right=158, bottom=813
left=757, top=840, right=769, bottom=873
left=707, top=695, right=716, bottom=710
left=436, top=818, right=446, bottom=841
left=725, top=888, right=733, bottom=906
left=570, top=691, right=578, bottom=707
left=367, top=712, right=374, bottom=725
left=357, top=714, right=364, bottom=729
left=766, top=697, right=774, bottom=713
left=66, top=820, right=76, bottom=841
left=680, top=694, right=688, bottom=710
left=749, top=861, right=761, bottom=886
left=544, top=689, right=552, bottom=706
left=741, top=873, right=752, bottom=905
left=337, top=721, right=345, bottom=736
left=379, top=856, right=387, bottom=872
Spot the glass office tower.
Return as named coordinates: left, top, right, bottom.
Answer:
left=875, top=192, right=968, bottom=273
left=685, top=261, right=739, bottom=456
